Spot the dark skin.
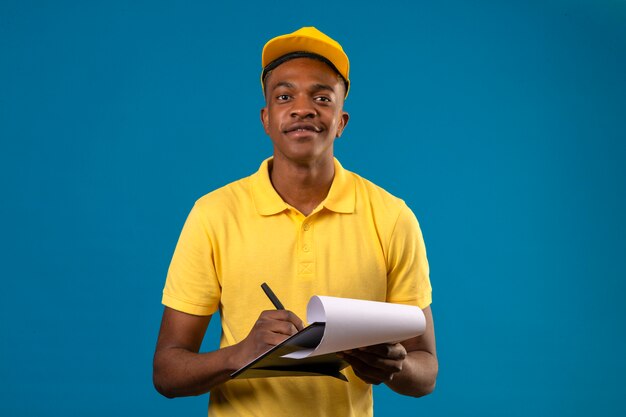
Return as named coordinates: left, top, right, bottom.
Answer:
left=260, top=58, right=350, bottom=215
left=153, top=57, right=437, bottom=398
left=154, top=308, right=304, bottom=398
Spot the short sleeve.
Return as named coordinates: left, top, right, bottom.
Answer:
left=386, top=204, right=432, bottom=309
left=162, top=203, right=221, bottom=316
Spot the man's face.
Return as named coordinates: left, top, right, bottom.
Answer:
left=261, top=58, right=349, bottom=165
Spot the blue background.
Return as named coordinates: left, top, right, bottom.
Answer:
left=1, top=0, right=625, bottom=415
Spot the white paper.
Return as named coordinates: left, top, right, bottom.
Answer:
left=283, top=296, right=426, bottom=359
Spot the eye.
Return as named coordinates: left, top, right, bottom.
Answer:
left=276, top=94, right=291, bottom=101
left=315, top=96, right=331, bottom=103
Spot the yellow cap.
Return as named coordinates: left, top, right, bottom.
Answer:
left=261, top=27, right=350, bottom=96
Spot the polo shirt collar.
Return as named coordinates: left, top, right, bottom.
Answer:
left=251, top=157, right=356, bottom=216
left=323, top=158, right=355, bottom=214
left=251, top=158, right=288, bottom=215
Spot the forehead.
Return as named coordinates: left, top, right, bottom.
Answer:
left=264, top=57, right=343, bottom=91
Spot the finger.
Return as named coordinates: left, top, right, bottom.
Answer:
left=357, top=343, right=407, bottom=361
left=272, top=320, right=299, bottom=336
left=259, top=329, right=294, bottom=347
left=342, top=353, right=393, bottom=384
left=259, top=310, right=304, bottom=331
left=285, top=310, right=304, bottom=331
left=343, top=349, right=404, bottom=374
left=254, top=314, right=298, bottom=336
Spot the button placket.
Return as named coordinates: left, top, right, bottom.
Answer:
left=297, top=218, right=315, bottom=278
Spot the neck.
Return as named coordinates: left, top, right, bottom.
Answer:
left=269, top=155, right=335, bottom=216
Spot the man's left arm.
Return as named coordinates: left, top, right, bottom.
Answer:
left=339, top=305, right=437, bottom=397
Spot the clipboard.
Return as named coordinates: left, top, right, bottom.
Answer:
left=230, top=322, right=349, bottom=381
left=230, top=296, right=426, bottom=382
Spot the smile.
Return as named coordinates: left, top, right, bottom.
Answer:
left=284, top=123, right=322, bottom=133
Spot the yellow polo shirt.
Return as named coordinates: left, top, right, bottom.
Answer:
left=163, top=158, right=431, bottom=417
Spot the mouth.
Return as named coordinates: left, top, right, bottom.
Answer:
left=283, top=123, right=323, bottom=134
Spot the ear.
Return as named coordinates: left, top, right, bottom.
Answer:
left=335, top=111, right=350, bottom=138
left=260, top=107, right=270, bottom=135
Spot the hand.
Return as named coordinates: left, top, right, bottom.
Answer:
left=232, top=310, right=304, bottom=368
left=338, top=343, right=407, bottom=385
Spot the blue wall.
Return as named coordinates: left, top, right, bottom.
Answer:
left=1, top=1, right=625, bottom=415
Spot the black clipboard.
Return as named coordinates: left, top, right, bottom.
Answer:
left=230, top=322, right=349, bottom=381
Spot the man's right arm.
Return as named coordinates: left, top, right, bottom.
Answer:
left=153, top=307, right=303, bottom=398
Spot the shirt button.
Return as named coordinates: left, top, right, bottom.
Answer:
left=303, top=244, right=310, bottom=252
left=303, top=223, right=311, bottom=231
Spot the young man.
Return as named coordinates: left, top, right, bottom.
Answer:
left=153, top=27, right=437, bottom=416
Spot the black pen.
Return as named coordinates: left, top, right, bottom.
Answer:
left=261, top=282, right=285, bottom=310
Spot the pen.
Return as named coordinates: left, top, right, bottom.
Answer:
left=261, top=282, right=285, bottom=310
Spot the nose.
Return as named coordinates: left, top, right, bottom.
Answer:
left=290, top=95, right=316, bottom=119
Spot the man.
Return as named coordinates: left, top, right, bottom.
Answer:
left=153, top=27, right=437, bottom=416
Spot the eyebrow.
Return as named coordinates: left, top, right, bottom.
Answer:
left=272, top=82, right=336, bottom=94
left=311, top=83, right=335, bottom=93
left=273, top=81, right=295, bottom=90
